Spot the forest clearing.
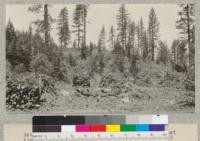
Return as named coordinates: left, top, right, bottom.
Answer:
left=6, top=4, right=195, bottom=113
left=31, top=53, right=195, bottom=113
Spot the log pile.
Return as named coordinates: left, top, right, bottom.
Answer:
left=6, top=80, right=43, bottom=110
left=73, top=74, right=90, bottom=87
left=6, top=76, right=56, bottom=110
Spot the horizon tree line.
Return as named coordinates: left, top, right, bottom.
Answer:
left=6, top=4, right=195, bottom=79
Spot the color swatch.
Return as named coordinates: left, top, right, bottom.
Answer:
left=90, top=125, right=106, bottom=132
left=33, top=124, right=165, bottom=132
left=120, top=124, right=136, bottom=131
left=106, top=125, right=120, bottom=132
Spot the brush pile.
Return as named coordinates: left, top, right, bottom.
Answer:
left=6, top=74, right=56, bottom=110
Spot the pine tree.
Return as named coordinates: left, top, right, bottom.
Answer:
left=72, top=5, right=83, bottom=49
left=176, top=3, right=195, bottom=69
left=44, top=5, right=50, bottom=49
left=113, top=40, right=124, bottom=72
left=6, top=20, right=16, bottom=46
left=116, top=4, right=129, bottom=55
left=98, top=26, right=106, bottom=53
left=98, top=53, right=105, bottom=74
left=33, top=29, right=45, bottom=56
left=6, top=20, right=17, bottom=61
left=127, top=20, right=135, bottom=59
left=171, top=40, right=180, bottom=66
left=139, top=18, right=145, bottom=59
left=143, top=30, right=149, bottom=60
left=89, top=42, right=93, bottom=55
left=13, top=30, right=32, bottom=70
left=72, top=39, right=77, bottom=48
left=6, top=20, right=19, bottom=67
left=28, top=4, right=53, bottom=50
left=22, top=26, right=34, bottom=70
left=81, top=5, right=89, bottom=53
left=58, top=7, right=70, bottom=48
left=108, top=25, right=115, bottom=50
left=179, top=42, right=187, bottom=67
left=136, top=23, right=140, bottom=57
left=28, top=25, right=34, bottom=57
left=148, top=8, right=160, bottom=61
left=157, top=41, right=169, bottom=65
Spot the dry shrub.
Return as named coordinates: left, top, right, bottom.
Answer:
left=30, top=54, right=53, bottom=76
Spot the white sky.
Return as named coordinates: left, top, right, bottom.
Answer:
left=6, top=4, right=180, bottom=47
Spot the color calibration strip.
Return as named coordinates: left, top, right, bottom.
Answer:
left=33, top=115, right=168, bottom=125
left=32, top=115, right=168, bottom=132
left=33, top=124, right=166, bottom=132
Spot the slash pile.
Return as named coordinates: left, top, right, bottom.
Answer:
left=6, top=80, right=42, bottom=110
left=6, top=74, right=56, bottom=110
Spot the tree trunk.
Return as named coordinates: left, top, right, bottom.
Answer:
left=44, top=4, right=49, bottom=49
left=82, top=7, right=87, bottom=60
left=151, top=35, right=154, bottom=61
left=83, top=7, right=86, bottom=48
left=78, top=25, right=80, bottom=49
left=186, top=4, right=192, bottom=69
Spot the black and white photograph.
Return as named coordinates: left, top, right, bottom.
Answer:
left=6, top=4, right=195, bottom=113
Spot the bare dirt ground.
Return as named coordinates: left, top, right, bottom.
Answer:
left=37, top=86, right=193, bottom=114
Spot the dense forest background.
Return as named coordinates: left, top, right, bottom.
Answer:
left=6, top=4, right=195, bottom=112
